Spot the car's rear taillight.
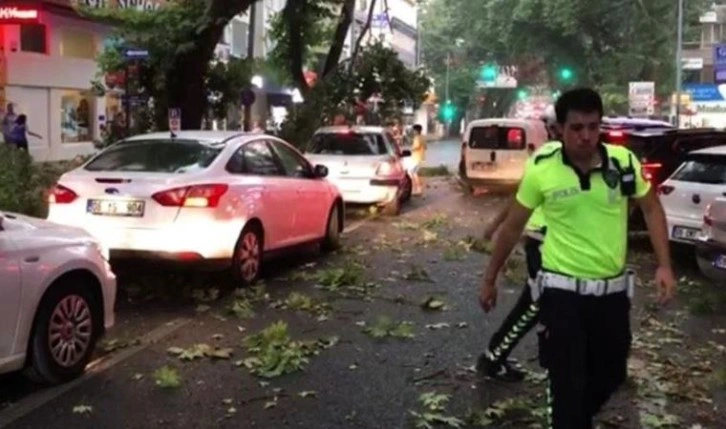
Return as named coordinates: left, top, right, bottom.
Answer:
left=704, top=203, right=714, bottom=226
left=642, top=162, right=662, bottom=182
left=152, top=184, right=229, bottom=208
left=48, top=184, right=78, bottom=204
left=376, top=159, right=401, bottom=177
left=657, top=184, right=675, bottom=195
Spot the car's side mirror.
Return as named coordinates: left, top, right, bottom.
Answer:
left=314, top=164, right=329, bottom=178
left=401, top=149, right=412, bottom=157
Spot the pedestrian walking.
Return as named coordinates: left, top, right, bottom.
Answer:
left=409, top=124, right=427, bottom=196
left=10, top=114, right=42, bottom=151
left=479, top=88, right=675, bottom=429
left=477, top=122, right=561, bottom=381
left=2, top=102, right=17, bottom=145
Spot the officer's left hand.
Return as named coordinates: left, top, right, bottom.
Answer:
left=654, top=266, right=676, bottom=304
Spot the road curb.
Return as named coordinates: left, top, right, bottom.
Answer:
left=0, top=318, right=192, bottom=429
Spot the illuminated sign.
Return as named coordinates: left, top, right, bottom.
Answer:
left=0, top=7, right=40, bottom=24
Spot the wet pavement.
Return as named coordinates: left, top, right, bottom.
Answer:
left=1, top=178, right=725, bottom=429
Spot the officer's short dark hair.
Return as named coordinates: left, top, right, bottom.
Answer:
left=413, top=124, right=423, bottom=133
left=555, top=88, right=603, bottom=124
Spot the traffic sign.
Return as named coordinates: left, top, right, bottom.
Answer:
left=241, top=89, right=256, bottom=106
left=628, top=81, right=655, bottom=117
left=168, top=108, right=181, bottom=132
left=124, top=48, right=149, bottom=60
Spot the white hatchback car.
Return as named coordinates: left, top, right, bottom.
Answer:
left=659, top=146, right=726, bottom=243
left=0, top=211, right=116, bottom=384
left=305, top=126, right=412, bottom=215
left=47, top=131, right=343, bottom=286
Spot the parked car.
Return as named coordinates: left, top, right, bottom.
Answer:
left=459, top=118, right=549, bottom=187
left=47, top=131, right=343, bottom=286
left=305, top=126, right=412, bottom=215
left=696, top=198, right=726, bottom=282
left=658, top=145, right=726, bottom=243
left=0, top=211, right=116, bottom=384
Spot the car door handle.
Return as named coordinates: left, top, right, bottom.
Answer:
left=24, top=256, right=40, bottom=263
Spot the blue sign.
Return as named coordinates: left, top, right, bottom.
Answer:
left=683, top=83, right=726, bottom=102
left=714, top=44, right=726, bottom=83
left=124, top=48, right=149, bottom=60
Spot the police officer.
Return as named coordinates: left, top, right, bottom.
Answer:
left=477, top=127, right=561, bottom=381
left=479, top=88, right=676, bottom=429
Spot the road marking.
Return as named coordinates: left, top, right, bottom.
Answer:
left=0, top=318, right=192, bottom=429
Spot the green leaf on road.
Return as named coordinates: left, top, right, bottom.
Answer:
left=72, top=405, right=93, bottom=415
left=153, top=366, right=181, bottom=389
left=421, top=297, right=446, bottom=311
left=298, top=390, right=317, bottom=398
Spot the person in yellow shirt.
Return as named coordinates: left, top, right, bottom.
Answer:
left=410, top=124, right=427, bottom=195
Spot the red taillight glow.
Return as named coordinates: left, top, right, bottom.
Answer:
left=48, top=184, right=78, bottom=204
left=152, top=184, right=229, bottom=208
left=642, top=163, right=662, bottom=182
left=657, top=184, right=675, bottom=195
left=376, top=159, right=401, bottom=177
left=604, top=130, right=626, bottom=145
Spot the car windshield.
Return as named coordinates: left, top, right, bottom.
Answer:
left=671, top=154, right=726, bottom=184
left=84, top=139, right=223, bottom=173
left=469, top=126, right=526, bottom=150
left=309, top=133, right=388, bottom=155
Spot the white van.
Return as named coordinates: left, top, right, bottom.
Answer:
left=459, top=118, right=549, bottom=186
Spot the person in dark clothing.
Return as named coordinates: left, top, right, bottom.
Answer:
left=10, top=114, right=42, bottom=151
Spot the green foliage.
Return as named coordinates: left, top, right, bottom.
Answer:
left=421, top=0, right=711, bottom=116
left=279, top=42, right=431, bottom=148
left=81, top=0, right=258, bottom=131
left=267, top=0, right=340, bottom=83
left=0, top=146, right=86, bottom=217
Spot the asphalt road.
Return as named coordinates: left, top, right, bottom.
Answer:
left=1, top=178, right=725, bottom=429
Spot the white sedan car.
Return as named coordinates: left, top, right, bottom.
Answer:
left=0, top=211, right=116, bottom=384
left=305, top=126, right=412, bottom=215
left=47, top=131, right=343, bottom=286
left=659, top=146, right=726, bottom=243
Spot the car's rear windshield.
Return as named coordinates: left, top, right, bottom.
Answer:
left=671, top=154, right=726, bottom=184
left=309, top=133, right=388, bottom=155
left=84, top=139, right=223, bottom=173
left=469, top=126, right=527, bottom=150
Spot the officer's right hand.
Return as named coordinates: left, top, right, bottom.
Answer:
left=479, top=281, right=498, bottom=313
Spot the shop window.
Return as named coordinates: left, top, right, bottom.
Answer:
left=20, top=24, right=46, bottom=54
left=61, top=90, right=94, bottom=143
left=59, top=28, right=96, bottom=59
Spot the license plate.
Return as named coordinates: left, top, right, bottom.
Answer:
left=713, top=255, right=726, bottom=270
left=672, top=226, right=699, bottom=240
left=87, top=199, right=145, bottom=217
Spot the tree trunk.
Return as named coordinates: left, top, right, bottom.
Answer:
left=283, top=0, right=311, bottom=95
left=165, top=0, right=258, bottom=130
left=321, top=0, right=356, bottom=77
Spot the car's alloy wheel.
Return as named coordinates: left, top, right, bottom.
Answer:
left=238, top=230, right=261, bottom=283
left=48, top=295, right=93, bottom=368
left=26, top=280, right=101, bottom=385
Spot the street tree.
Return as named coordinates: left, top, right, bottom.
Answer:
left=268, top=0, right=430, bottom=147
left=80, top=0, right=262, bottom=130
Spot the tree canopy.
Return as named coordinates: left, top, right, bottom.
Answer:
left=421, top=0, right=712, bottom=116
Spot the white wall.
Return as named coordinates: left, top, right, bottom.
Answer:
left=2, top=12, right=111, bottom=161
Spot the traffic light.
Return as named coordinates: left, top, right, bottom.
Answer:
left=517, top=89, right=528, bottom=100
left=480, top=64, right=497, bottom=82
left=441, top=101, right=455, bottom=121
left=558, top=67, right=574, bottom=82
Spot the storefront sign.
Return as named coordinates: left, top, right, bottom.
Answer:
left=683, top=83, right=726, bottom=102
left=0, top=6, right=40, bottom=24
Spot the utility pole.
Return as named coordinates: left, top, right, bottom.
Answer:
left=244, top=2, right=257, bottom=131
left=445, top=51, right=450, bottom=103
left=675, top=0, right=684, bottom=128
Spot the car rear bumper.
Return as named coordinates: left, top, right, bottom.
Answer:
left=339, top=180, right=401, bottom=205
left=101, top=261, right=117, bottom=331
left=50, top=216, right=242, bottom=261
left=695, top=238, right=726, bottom=282
left=666, top=215, right=702, bottom=244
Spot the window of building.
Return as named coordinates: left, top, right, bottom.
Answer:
left=20, top=24, right=46, bottom=54
left=59, top=28, right=96, bottom=59
left=60, top=90, right=94, bottom=143
left=231, top=20, right=249, bottom=58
